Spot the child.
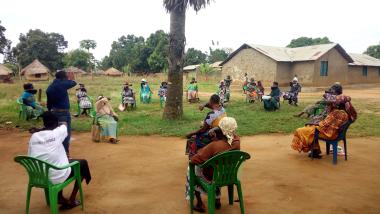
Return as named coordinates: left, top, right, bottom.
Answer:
left=158, top=81, right=168, bottom=106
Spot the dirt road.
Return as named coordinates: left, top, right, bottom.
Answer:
left=0, top=130, right=379, bottom=214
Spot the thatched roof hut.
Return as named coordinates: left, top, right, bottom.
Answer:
left=21, top=59, right=50, bottom=81
left=0, top=64, right=13, bottom=83
left=104, top=67, right=123, bottom=76
left=66, top=66, right=87, bottom=74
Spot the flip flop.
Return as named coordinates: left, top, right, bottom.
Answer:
left=59, top=200, right=80, bottom=210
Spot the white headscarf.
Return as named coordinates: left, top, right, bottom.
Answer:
left=218, top=117, right=238, bottom=145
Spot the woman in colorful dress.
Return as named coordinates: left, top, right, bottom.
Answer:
left=140, top=79, right=152, bottom=104
left=257, top=81, right=265, bottom=102
left=291, top=94, right=356, bottom=158
left=187, top=77, right=199, bottom=103
left=20, top=83, right=44, bottom=119
left=95, top=96, right=118, bottom=144
left=75, top=84, right=92, bottom=117
left=120, top=82, right=136, bottom=111
left=246, top=78, right=258, bottom=103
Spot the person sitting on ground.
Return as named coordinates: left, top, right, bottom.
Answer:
left=74, top=84, right=92, bottom=117
left=283, top=80, right=302, bottom=106
left=263, top=81, right=281, bottom=111
left=20, top=83, right=44, bottom=119
left=158, top=81, right=168, bottom=103
left=257, top=81, right=265, bottom=102
left=187, top=77, right=199, bottom=103
left=28, top=111, right=91, bottom=210
left=186, top=94, right=226, bottom=157
left=120, top=82, right=136, bottom=111
left=140, top=79, right=152, bottom=103
left=185, top=117, right=241, bottom=212
left=95, top=96, right=119, bottom=144
left=246, top=78, right=259, bottom=103
left=291, top=94, right=356, bottom=158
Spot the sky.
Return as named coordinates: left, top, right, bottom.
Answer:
left=1, top=0, right=379, bottom=61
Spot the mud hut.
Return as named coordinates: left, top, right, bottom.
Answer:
left=104, top=67, right=123, bottom=76
left=0, top=64, right=13, bottom=83
left=21, top=59, right=50, bottom=81
left=65, top=66, right=87, bottom=80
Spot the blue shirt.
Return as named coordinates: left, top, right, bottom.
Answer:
left=46, top=79, right=77, bottom=110
left=21, top=91, right=36, bottom=107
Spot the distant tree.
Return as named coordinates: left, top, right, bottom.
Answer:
left=184, top=48, right=207, bottom=66
left=199, top=63, right=215, bottom=75
left=147, top=30, right=169, bottom=72
left=100, top=56, right=113, bottom=70
left=0, top=21, right=12, bottom=56
left=364, top=43, right=380, bottom=59
left=80, top=39, right=97, bottom=53
left=12, top=29, right=68, bottom=70
left=63, top=49, right=93, bottom=71
left=287, top=36, right=332, bottom=48
left=208, top=48, right=229, bottom=63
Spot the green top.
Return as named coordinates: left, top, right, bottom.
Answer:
left=269, top=87, right=281, bottom=97
left=188, top=83, right=198, bottom=91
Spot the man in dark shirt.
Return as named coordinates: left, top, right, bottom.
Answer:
left=46, top=70, right=77, bottom=156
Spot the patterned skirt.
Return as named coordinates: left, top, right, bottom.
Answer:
left=79, top=97, right=92, bottom=109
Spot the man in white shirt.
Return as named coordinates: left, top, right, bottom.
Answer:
left=28, top=111, right=91, bottom=210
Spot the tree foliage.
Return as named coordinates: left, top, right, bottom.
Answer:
left=0, top=20, right=12, bottom=56
left=287, top=37, right=332, bottom=48
left=198, top=63, right=215, bottom=75
left=102, top=30, right=169, bottom=73
left=80, top=39, right=97, bottom=52
left=184, top=48, right=207, bottom=66
left=63, top=49, right=93, bottom=71
left=208, top=48, right=229, bottom=63
left=364, top=43, right=380, bottom=59
left=12, top=29, right=68, bottom=70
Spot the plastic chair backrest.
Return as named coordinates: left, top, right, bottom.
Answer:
left=200, top=150, right=251, bottom=186
left=14, top=156, right=54, bottom=188
left=337, top=120, right=352, bottom=139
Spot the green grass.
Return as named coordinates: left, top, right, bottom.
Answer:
left=1, top=76, right=380, bottom=137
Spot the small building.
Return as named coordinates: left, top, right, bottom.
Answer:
left=65, top=66, right=87, bottom=80
left=348, top=53, right=380, bottom=84
left=21, top=59, right=50, bottom=81
left=183, top=64, right=200, bottom=73
left=104, top=67, right=123, bottom=76
left=221, top=43, right=359, bottom=86
left=0, top=64, right=13, bottom=83
left=210, top=61, right=223, bottom=72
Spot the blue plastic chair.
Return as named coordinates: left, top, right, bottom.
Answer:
left=311, top=121, right=352, bottom=164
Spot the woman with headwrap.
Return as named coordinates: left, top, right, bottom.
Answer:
left=95, top=96, right=119, bottom=144
left=291, top=94, right=356, bottom=158
left=75, top=84, right=92, bottom=116
left=140, top=79, right=152, bottom=104
left=263, top=81, right=281, bottom=111
left=20, top=83, right=44, bottom=119
left=185, top=117, right=240, bottom=212
left=120, top=82, right=136, bottom=111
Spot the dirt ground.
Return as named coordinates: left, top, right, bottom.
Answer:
left=0, top=130, right=379, bottom=214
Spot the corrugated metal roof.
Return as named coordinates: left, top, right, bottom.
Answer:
left=348, top=53, right=380, bottom=67
left=210, top=61, right=223, bottom=68
left=183, top=64, right=200, bottom=71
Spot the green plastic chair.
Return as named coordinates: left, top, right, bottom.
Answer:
left=14, top=155, right=84, bottom=214
left=76, top=96, right=95, bottom=118
left=189, top=150, right=251, bottom=214
left=17, top=98, right=29, bottom=120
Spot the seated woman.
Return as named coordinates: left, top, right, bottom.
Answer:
left=75, top=84, right=92, bottom=117
left=187, top=77, right=199, bottom=103
left=185, top=117, right=240, bottom=212
left=291, top=95, right=355, bottom=158
left=20, top=83, right=44, bottom=119
left=158, top=81, right=168, bottom=106
left=283, top=80, right=302, bottom=106
left=95, top=96, right=119, bottom=144
left=120, top=82, right=136, bottom=111
left=186, top=94, right=226, bottom=157
left=263, top=81, right=281, bottom=111
left=257, top=81, right=264, bottom=102
left=246, top=78, right=258, bottom=103
left=140, top=79, right=152, bottom=104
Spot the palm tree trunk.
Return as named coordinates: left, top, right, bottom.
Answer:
left=163, top=7, right=186, bottom=120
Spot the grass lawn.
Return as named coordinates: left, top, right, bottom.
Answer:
left=0, top=76, right=379, bottom=137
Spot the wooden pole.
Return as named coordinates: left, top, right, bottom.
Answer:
left=38, top=89, right=42, bottom=102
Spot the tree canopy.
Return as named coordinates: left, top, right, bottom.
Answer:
left=364, top=42, right=380, bottom=59
left=12, top=29, right=68, bottom=70
left=63, top=49, right=93, bottom=71
left=208, top=48, right=229, bottom=63
left=80, top=39, right=97, bottom=52
left=0, top=21, right=12, bottom=57
left=184, top=48, right=207, bottom=66
left=286, top=37, right=332, bottom=48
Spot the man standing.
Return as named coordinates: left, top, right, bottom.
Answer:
left=46, top=70, right=77, bottom=156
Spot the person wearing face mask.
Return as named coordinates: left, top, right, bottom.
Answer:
left=262, top=81, right=281, bottom=111
left=20, top=83, right=44, bottom=119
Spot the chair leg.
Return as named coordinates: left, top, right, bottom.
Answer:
left=326, top=142, right=330, bottom=155
left=44, top=188, right=50, bottom=206
left=49, top=189, right=58, bottom=214
left=344, top=139, right=348, bottom=161
left=189, top=187, right=194, bottom=214
left=26, top=185, right=32, bottom=214
left=77, top=178, right=85, bottom=210
left=207, top=187, right=216, bottom=214
left=332, top=143, right=338, bottom=165
left=228, top=184, right=234, bottom=205
left=237, top=181, right=245, bottom=214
